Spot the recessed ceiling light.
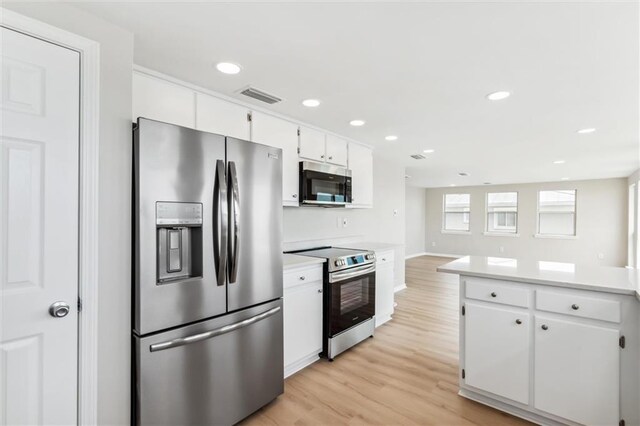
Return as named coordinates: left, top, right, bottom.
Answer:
left=553, top=160, right=566, bottom=164
left=486, top=91, right=511, bottom=101
left=423, top=149, right=435, bottom=154
left=349, top=120, right=365, bottom=127
left=577, top=128, right=596, bottom=134
left=561, top=177, right=570, bottom=181
left=302, top=99, right=320, bottom=107
left=385, top=135, right=398, bottom=141
left=458, top=172, right=469, bottom=177
left=215, top=62, right=242, bottom=75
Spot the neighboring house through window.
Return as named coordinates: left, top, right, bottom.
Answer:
left=487, top=192, right=518, bottom=233
left=443, top=193, right=470, bottom=231
left=537, top=189, right=577, bottom=236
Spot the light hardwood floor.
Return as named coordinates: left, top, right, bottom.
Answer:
left=242, top=256, right=530, bottom=425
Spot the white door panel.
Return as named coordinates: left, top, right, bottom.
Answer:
left=0, top=27, right=79, bottom=425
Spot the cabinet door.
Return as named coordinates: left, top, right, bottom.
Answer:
left=251, top=112, right=300, bottom=206
left=464, top=303, right=530, bottom=404
left=195, top=93, right=250, bottom=140
left=534, top=316, right=619, bottom=425
left=348, top=143, right=373, bottom=207
left=284, top=281, right=323, bottom=373
left=375, top=262, right=394, bottom=327
left=133, top=72, right=195, bottom=128
left=298, top=126, right=326, bottom=163
left=325, top=134, right=348, bottom=166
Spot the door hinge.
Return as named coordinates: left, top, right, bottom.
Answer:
left=297, top=147, right=300, bottom=154
left=619, top=419, right=625, bottom=426
left=461, top=369, right=465, bottom=379
left=246, top=112, right=252, bottom=122
left=461, top=305, right=465, bottom=316
left=77, top=297, right=83, bottom=313
left=619, top=336, right=625, bottom=349
left=297, top=128, right=301, bottom=137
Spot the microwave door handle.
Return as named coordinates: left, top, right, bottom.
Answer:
left=228, top=161, right=240, bottom=283
left=213, top=159, right=228, bottom=286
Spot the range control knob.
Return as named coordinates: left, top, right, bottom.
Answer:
left=334, top=260, right=341, bottom=267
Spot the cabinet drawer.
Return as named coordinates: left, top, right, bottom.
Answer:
left=465, top=278, right=530, bottom=308
left=376, top=250, right=394, bottom=266
left=536, top=290, right=621, bottom=323
left=284, top=266, right=323, bottom=289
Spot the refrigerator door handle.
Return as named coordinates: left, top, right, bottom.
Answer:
left=149, top=306, right=281, bottom=352
left=213, top=159, right=228, bottom=286
left=228, top=161, right=240, bottom=283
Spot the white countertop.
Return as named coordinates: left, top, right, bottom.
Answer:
left=437, top=256, right=640, bottom=298
left=283, top=253, right=325, bottom=270
left=340, top=241, right=399, bottom=252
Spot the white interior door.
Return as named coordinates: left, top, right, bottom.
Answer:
left=0, top=27, right=80, bottom=425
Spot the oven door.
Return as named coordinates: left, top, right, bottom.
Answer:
left=328, top=264, right=376, bottom=336
left=300, top=163, right=352, bottom=206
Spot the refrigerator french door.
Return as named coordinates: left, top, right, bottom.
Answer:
left=133, top=118, right=284, bottom=425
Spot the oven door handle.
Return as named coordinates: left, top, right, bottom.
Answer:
left=330, top=264, right=376, bottom=283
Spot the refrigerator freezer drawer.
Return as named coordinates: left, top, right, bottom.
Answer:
left=134, top=299, right=284, bottom=425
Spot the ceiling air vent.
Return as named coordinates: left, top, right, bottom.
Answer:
left=410, top=154, right=427, bottom=160
left=239, top=86, right=282, bottom=104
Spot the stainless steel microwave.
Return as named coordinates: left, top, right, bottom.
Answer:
left=299, top=161, right=352, bottom=207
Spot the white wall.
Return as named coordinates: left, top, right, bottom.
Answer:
left=628, top=169, right=640, bottom=267
left=424, top=178, right=628, bottom=267
left=4, top=3, right=134, bottom=425
left=404, top=185, right=426, bottom=256
left=284, top=155, right=406, bottom=287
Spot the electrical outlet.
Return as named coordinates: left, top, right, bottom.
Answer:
left=342, top=218, right=349, bottom=228
left=431, top=242, right=436, bottom=247
left=598, top=253, right=604, bottom=260
left=393, top=209, right=398, bottom=217
left=499, top=246, right=505, bottom=253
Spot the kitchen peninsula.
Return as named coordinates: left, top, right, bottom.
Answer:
left=438, top=256, right=640, bottom=426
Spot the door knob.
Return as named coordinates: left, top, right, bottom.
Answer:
left=49, top=301, right=70, bottom=318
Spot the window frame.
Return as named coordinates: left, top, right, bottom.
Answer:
left=485, top=191, right=519, bottom=235
left=442, top=193, right=471, bottom=233
left=535, top=189, right=578, bottom=238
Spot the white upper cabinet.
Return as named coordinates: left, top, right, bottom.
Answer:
left=195, top=93, right=250, bottom=140
left=348, top=143, right=374, bottom=208
left=133, top=72, right=195, bottom=128
left=298, top=126, right=326, bottom=163
left=251, top=111, right=300, bottom=206
left=325, top=135, right=348, bottom=167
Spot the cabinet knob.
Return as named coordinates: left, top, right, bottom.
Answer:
left=490, top=292, right=497, bottom=298
left=317, top=289, right=323, bottom=293
left=321, top=155, right=325, bottom=159
left=515, top=319, right=522, bottom=325
left=541, top=324, right=549, bottom=331
left=299, top=276, right=305, bottom=281
left=382, top=258, right=386, bottom=262
left=292, top=194, right=298, bottom=198
left=329, top=156, right=333, bottom=160
left=571, top=304, right=579, bottom=310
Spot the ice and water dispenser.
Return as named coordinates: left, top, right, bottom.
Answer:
left=156, top=202, right=203, bottom=283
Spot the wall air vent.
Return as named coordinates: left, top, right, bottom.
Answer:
left=238, top=86, right=282, bottom=104
left=410, top=154, right=427, bottom=160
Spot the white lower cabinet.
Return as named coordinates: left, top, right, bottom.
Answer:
left=465, top=303, right=530, bottom=404
left=534, top=316, right=620, bottom=426
left=283, top=265, right=323, bottom=377
left=460, top=277, right=634, bottom=426
left=375, top=250, right=395, bottom=327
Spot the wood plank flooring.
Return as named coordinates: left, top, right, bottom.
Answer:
left=242, top=256, right=530, bottom=425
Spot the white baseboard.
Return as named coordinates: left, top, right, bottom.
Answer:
left=405, top=252, right=428, bottom=259
left=394, top=283, right=407, bottom=293
left=284, top=350, right=321, bottom=378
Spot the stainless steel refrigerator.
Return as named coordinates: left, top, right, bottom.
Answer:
left=133, top=118, right=284, bottom=425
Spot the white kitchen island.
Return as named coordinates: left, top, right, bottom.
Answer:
left=438, top=256, right=640, bottom=426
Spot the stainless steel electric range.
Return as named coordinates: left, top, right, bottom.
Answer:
left=290, top=247, right=376, bottom=360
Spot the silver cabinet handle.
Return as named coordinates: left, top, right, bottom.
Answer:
left=49, top=301, right=70, bottom=318
left=541, top=324, right=549, bottom=331
left=491, top=292, right=497, bottom=298
left=571, top=304, right=579, bottom=310
left=299, top=276, right=306, bottom=281
left=150, top=306, right=281, bottom=352
left=213, top=159, right=228, bottom=286
left=321, top=155, right=325, bottom=159
left=228, top=161, right=240, bottom=284
left=292, top=194, right=298, bottom=198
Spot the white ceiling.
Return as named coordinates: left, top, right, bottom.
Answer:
left=74, top=1, right=639, bottom=187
